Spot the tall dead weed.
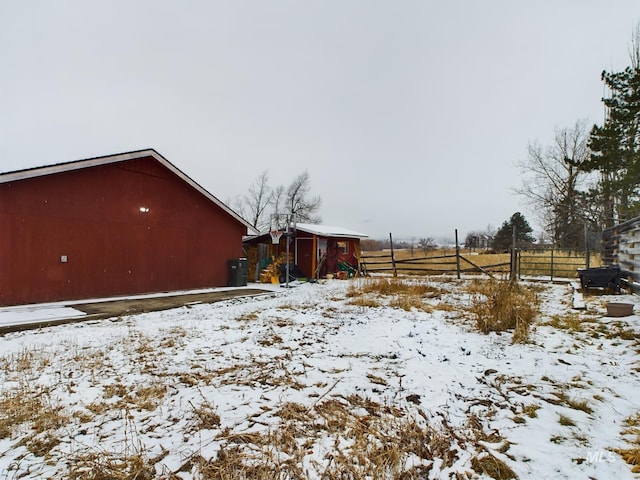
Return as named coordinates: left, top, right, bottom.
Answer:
left=466, top=279, right=539, bottom=343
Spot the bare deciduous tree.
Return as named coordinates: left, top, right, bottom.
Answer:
left=630, top=22, right=639, bottom=69
left=418, top=237, right=435, bottom=254
left=242, top=170, right=272, bottom=230
left=270, top=185, right=285, bottom=216
left=238, top=170, right=322, bottom=230
left=516, top=120, right=592, bottom=248
left=284, top=171, right=322, bottom=223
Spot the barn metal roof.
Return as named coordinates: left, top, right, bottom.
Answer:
left=0, top=148, right=257, bottom=234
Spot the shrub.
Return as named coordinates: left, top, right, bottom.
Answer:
left=466, top=279, right=539, bottom=343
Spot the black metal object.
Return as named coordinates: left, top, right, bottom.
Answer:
left=577, top=266, right=621, bottom=293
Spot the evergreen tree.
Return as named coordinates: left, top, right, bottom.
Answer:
left=492, top=212, right=535, bottom=251
left=579, top=27, right=640, bottom=228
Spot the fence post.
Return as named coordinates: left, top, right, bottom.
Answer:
left=389, top=232, right=397, bottom=277
left=550, top=248, right=554, bottom=282
left=455, top=229, right=461, bottom=279
left=510, top=225, right=517, bottom=282
left=584, top=223, right=591, bottom=269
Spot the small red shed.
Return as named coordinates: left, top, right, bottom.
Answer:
left=244, top=223, right=368, bottom=281
left=0, top=149, right=255, bottom=305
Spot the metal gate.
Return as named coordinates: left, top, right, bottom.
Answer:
left=518, top=249, right=594, bottom=281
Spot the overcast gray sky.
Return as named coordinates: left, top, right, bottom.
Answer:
left=1, top=2, right=639, bottom=241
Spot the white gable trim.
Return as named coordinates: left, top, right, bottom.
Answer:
left=0, top=149, right=257, bottom=234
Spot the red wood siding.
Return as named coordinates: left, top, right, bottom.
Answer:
left=278, top=236, right=360, bottom=279
left=0, top=156, right=246, bottom=305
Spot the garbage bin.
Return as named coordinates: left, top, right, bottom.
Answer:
left=228, top=258, right=249, bottom=287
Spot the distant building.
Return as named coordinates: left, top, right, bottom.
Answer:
left=0, top=149, right=255, bottom=305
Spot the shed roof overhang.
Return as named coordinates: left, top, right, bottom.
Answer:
left=244, top=223, right=368, bottom=244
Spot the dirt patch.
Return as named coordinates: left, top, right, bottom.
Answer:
left=0, top=289, right=273, bottom=335
left=72, top=289, right=272, bottom=317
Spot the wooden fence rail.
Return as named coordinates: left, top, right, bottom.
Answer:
left=361, top=249, right=593, bottom=281
left=361, top=251, right=510, bottom=278
left=361, top=232, right=597, bottom=282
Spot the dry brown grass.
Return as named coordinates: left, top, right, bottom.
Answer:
left=347, top=296, right=382, bottom=308
left=613, top=410, right=640, bottom=473
left=0, top=347, right=53, bottom=378
left=543, top=313, right=591, bottom=333
left=471, top=452, right=518, bottom=479
left=522, top=404, right=541, bottom=418
left=615, top=448, right=640, bottom=473
left=366, top=372, right=388, bottom=386
left=0, top=385, right=68, bottom=440
left=602, top=320, right=640, bottom=341
left=66, top=409, right=160, bottom=479
left=466, top=279, right=539, bottom=343
left=235, top=311, right=260, bottom=322
left=68, top=448, right=156, bottom=480
left=189, top=396, right=222, bottom=431
left=0, top=382, right=71, bottom=462
left=348, top=277, right=443, bottom=297
left=346, top=277, right=441, bottom=312
left=389, top=295, right=434, bottom=312
left=98, top=380, right=167, bottom=411
left=0, top=367, right=517, bottom=478
left=169, top=393, right=510, bottom=479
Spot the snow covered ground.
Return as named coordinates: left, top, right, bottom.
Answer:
left=0, top=276, right=639, bottom=479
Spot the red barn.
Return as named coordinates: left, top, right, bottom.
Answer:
left=0, top=149, right=255, bottom=306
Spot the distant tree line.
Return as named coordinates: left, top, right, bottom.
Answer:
left=361, top=237, right=436, bottom=253
left=361, top=220, right=536, bottom=253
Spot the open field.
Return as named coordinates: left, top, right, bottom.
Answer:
left=0, top=275, right=638, bottom=479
